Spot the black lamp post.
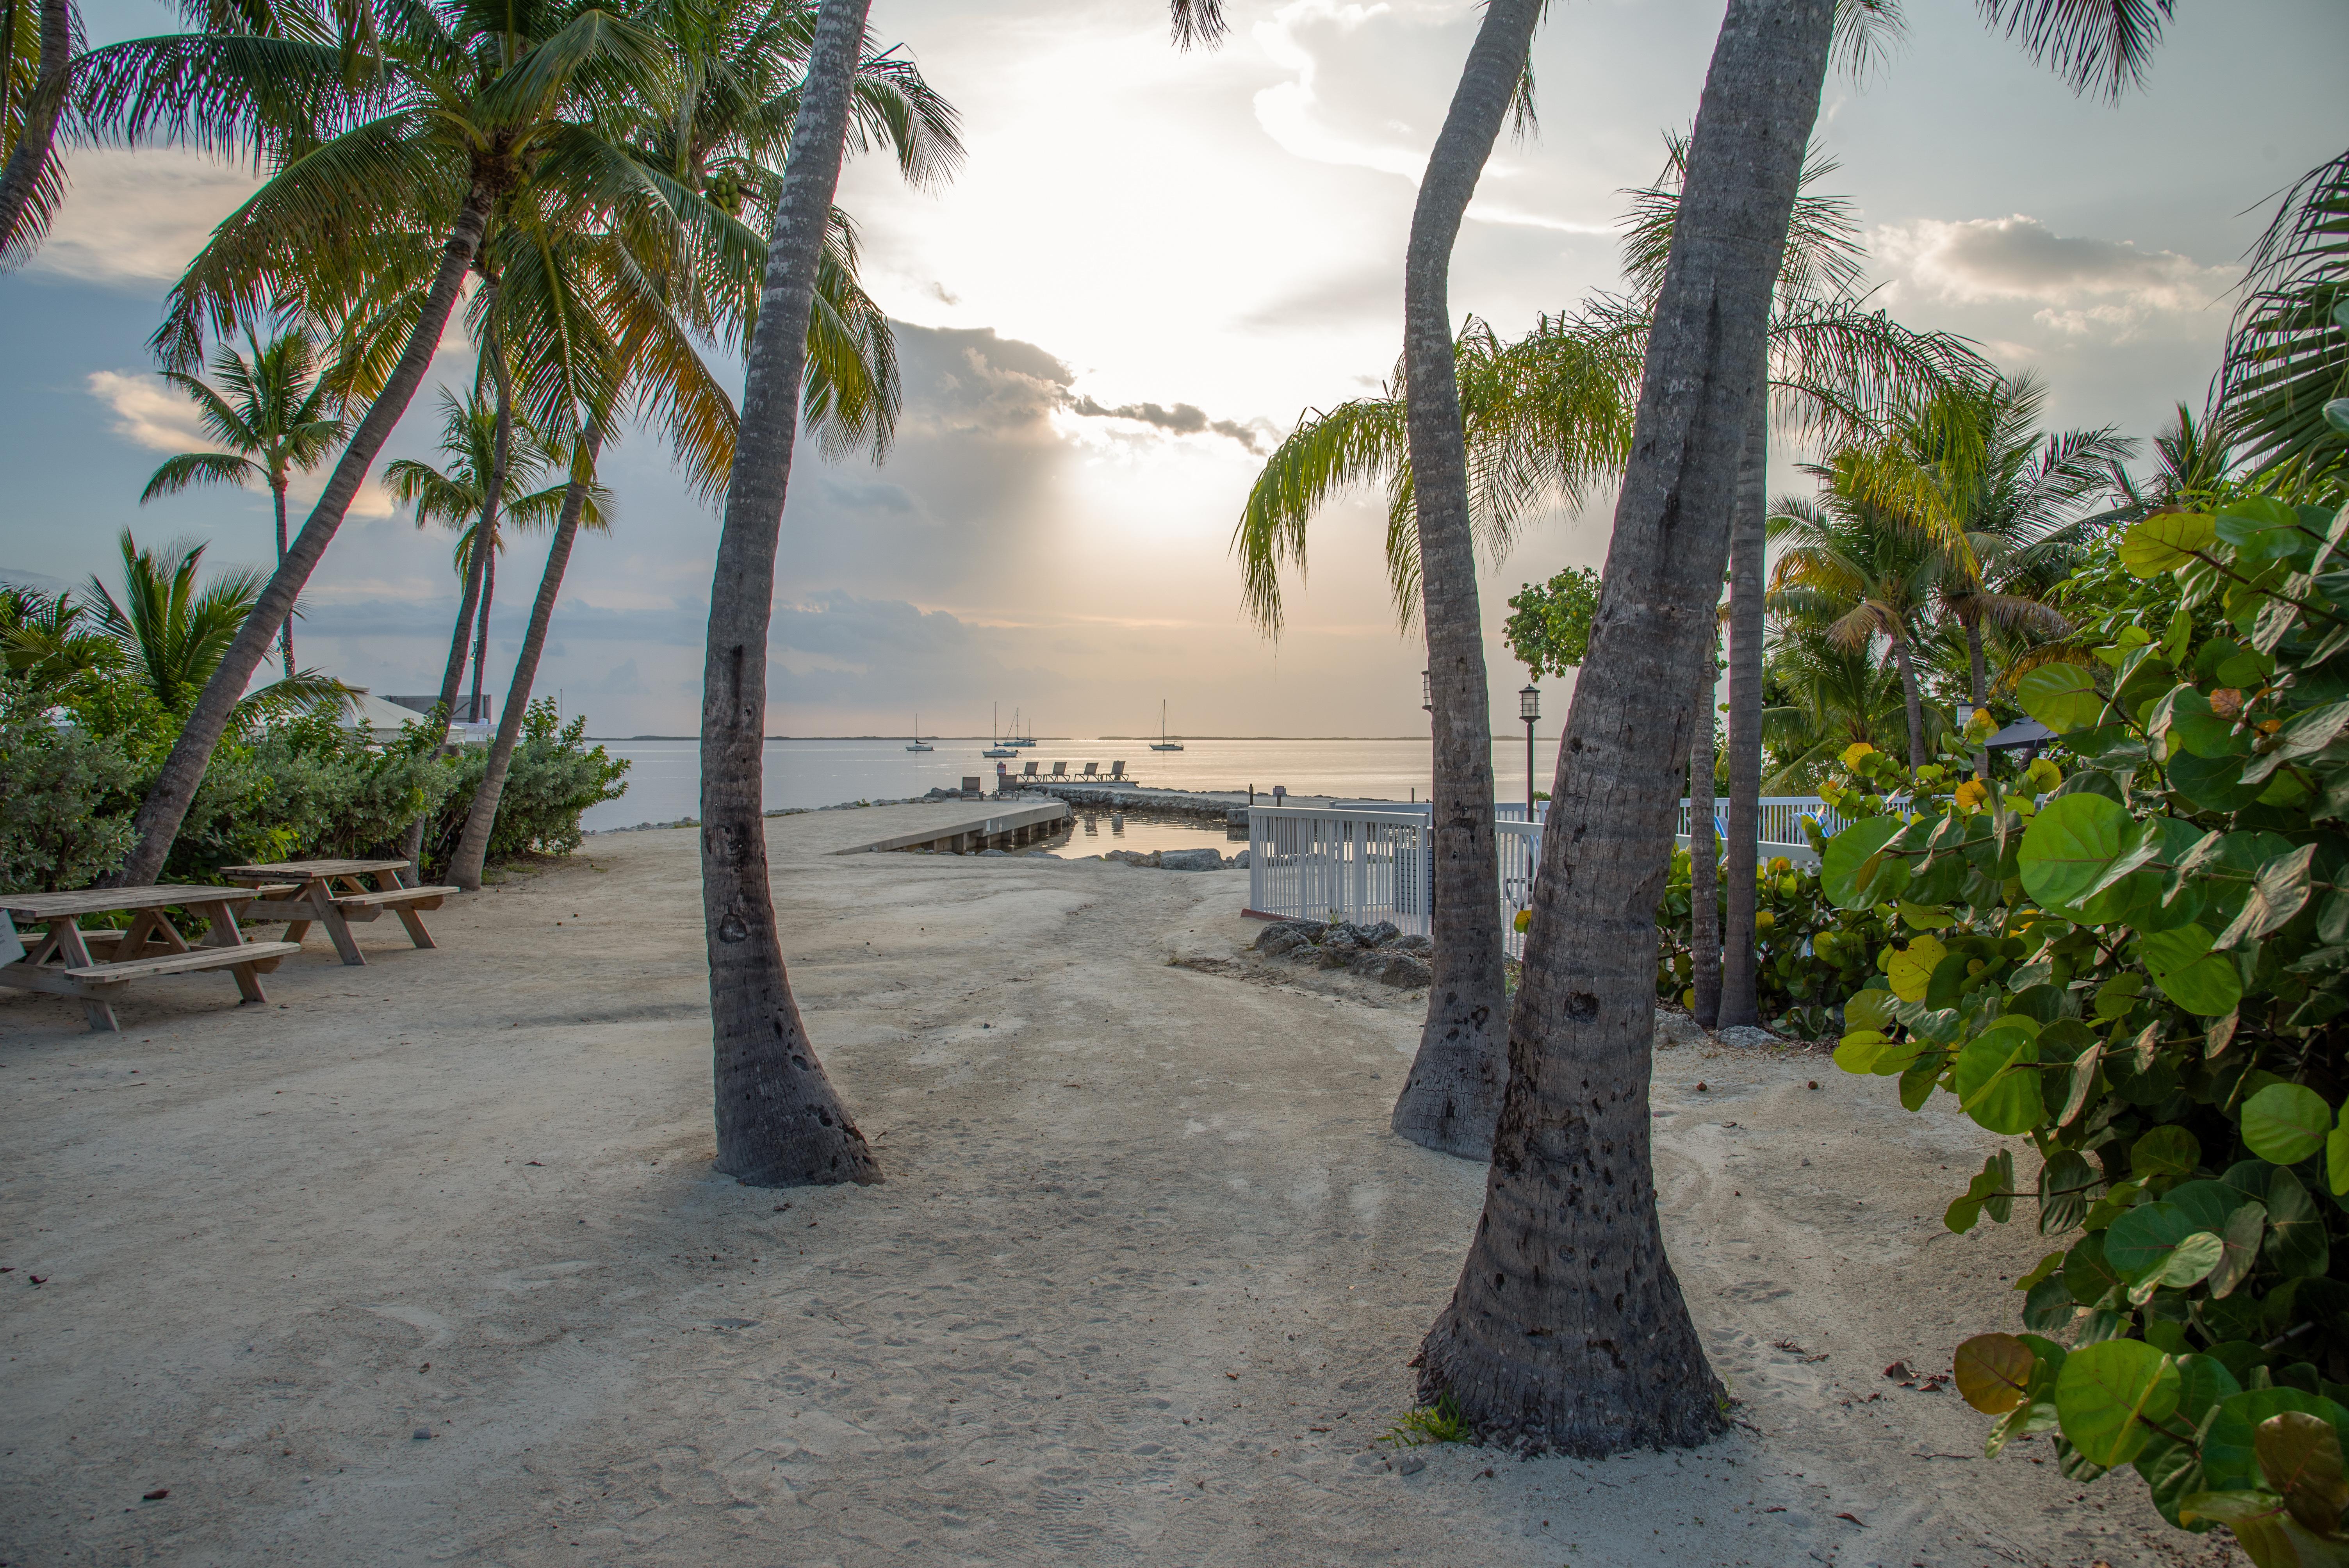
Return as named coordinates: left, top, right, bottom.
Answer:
left=1520, top=684, right=1541, bottom=819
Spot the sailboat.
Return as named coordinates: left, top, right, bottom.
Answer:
left=1007, top=707, right=1037, bottom=747
left=982, top=702, right=1016, bottom=758
left=905, top=713, right=932, bottom=752
left=1150, top=699, right=1184, bottom=752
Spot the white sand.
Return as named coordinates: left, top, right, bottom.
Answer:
left=0, top=804, right=2235, bottom=1565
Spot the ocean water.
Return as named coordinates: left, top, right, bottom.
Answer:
left=577, top=734, right=1569, bottom=833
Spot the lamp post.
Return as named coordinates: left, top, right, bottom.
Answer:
left=1519, top=684, right=1541, bottom=820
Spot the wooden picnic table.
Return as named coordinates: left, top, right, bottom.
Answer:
left=220, top=859, right=459, bottom=966
left=0, top=885, right=302, bottom=1032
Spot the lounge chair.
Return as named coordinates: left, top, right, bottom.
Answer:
left=961, top=775, right=982, bottom=800
left=1109, top=761, right=1127, bottom=781
left=1050, top=761, right=1067, bottom=778
left=1081, top=763, right=1099, bottom=779
left=1021, top=760, right=1039, bottom=780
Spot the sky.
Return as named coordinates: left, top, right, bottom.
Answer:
left=1, top=0, right=2342, bottom=739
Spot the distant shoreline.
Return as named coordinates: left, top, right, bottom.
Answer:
left=590, top=734, right=1440, bottom=743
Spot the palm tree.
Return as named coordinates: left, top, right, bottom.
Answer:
left=1415, top=0, right=1841, bottom=1456
left=2110, top=401, right=2236, bottom=512
left=386, top=386, right=573, bottom=727
left=77, top=0, right=674, bottom=886
left=0, top=582, right=117, bottom=695
left=0, top=0, right=70, bottom=264
left=2217, top=146, right=2347, bottom=479
left=81, top=531, right=347, bottom=724
left=139, top=325, right=348, bottom=676
left=1758, top=624, right=1930, bottom=789
left=1766, top=463, right=1943, bottom=764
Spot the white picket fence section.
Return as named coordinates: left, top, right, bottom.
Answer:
left=1248, top=795, right=1839, bottom=960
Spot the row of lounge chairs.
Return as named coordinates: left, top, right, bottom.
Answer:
left=961, top=760, right=1132, bottom=800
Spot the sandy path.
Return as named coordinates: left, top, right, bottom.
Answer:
left=0, top=805, right=2230, bottom=1566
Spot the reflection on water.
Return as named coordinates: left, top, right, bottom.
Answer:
left=1052, top=809, right=1238, bottom=859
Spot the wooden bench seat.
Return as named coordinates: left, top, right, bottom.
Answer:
left=61, top=941, right=303, bottom=985
left=331, top=885, right=456, bottom=911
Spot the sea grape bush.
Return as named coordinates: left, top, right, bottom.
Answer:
left=1821, top=492, right=2349, bottom=1566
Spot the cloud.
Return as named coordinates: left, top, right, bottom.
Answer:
left=37, top=148, right=259, bottom=285
left=1065, top=394, right=1269, bottom=452
left=1872, top=214, right=2237, bottom=333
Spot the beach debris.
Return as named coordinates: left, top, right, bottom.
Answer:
left=412, top=1428, right=433, bottom=1440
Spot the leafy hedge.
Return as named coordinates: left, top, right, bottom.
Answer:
left=1820, top=491, right=2349, bottom=1565
left=1654, top=843, right=1891, bottom=1036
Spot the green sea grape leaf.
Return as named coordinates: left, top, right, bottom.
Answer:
left=2040, top=1150, right=2100, bottom=1236
left=1833, top=1031, right=1887, bottom=1074
left=2107, top=1201, right=2203, bottom=1282
left=1954, top=1024, right=2044, bottom=1135
left=1843, top=987, right=1897, bottom=1032
left=2095, top=972, right=2148, bottom=1020
left=2132, top=1125, right=2203, bottom=1179
left=2266, top=1166, right=2331, bottom=1280
left=2208, top=1200, right=2267, bottom=1299
left=2018, top=663, right=2107, bottom=733
left=2142, top=925, right=2246, bottom=1017
left=1822, top=818, right=1903, bottom=910
left=2020, top=793, right=2133, bottom=909
left=2169, top=750, right=2267, bottom=814
left=2205, top=1389, right=2349, bottom=1494
left=2055, top=1338, right=2180, bottom=1468
left=1888, top=934, right=1947, bottom=1005
left=2155, top=686, right=2245, bottom=759
left=2244, top=1083, right=2335, bottom=1165
left=2122, top=512, right=2218, bottom=577
left=2328, top=1110, right=2349, bottom=1197
left=2066, top=1230, right=2121, bottom=1308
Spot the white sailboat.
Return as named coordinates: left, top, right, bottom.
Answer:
left=905, top=712, right=932, bottom=752
left=1149, top=699, right=1184, bottom=752
left=1009, top=707, right=1037, bottom=746
left=982, top=702, right=1016, bottom=758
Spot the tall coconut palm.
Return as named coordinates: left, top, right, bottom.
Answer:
left=1766, top=465, right=1943, bottom=764
left=696, top=0, right=887, bottom=1188
left=0, top=0, right=71, bottom=264
left=81, top=530, right=347, bottom=724
left=447, top=12, right=932, bottom=893
left=77, top=0, right=674, bottom=886
left=385, top=385, right=573, bottom=718
left=1613, top=134, right=1992, bottom=1028
left=139, top=325, right=348, bottom=676
left=1417, top=0, right=1842, bottom=1455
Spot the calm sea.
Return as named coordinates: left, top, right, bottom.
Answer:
left=579, top=735, right=1569, bottom=833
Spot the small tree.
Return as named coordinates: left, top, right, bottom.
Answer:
left=1502, top=566, right=1600, bottom=679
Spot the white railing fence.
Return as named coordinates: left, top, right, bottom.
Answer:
left=1250, top=795, right=1839, bottom=960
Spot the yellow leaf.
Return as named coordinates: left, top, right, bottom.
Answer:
left=1888, top=935, right=1947, bottom=1003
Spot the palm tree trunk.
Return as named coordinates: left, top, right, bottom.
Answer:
left=1417, top=0, right=1834, bottom=1454
left=114, top=188, right=494, bottom=886
left=469, top=546, right=494, bottom=722
left=699, top=0, right=879, bottom=1188
left=1718, top=401, right=1768, bottom=1027
left=0, top=0, right=68, bottom=262
left=270, top=477, right=294, bottom=677
left=1385, top=0, right=1542, bottom=1164
left=449, top=431, right=601, bottom=891
left=1893, top=627, right=1927, bottom=765
left=1688, top=631, right=1720, bottom=1028
left=1966, top=613, right=1989, bottom=777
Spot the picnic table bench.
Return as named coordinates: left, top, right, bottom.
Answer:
left=221, top=859, right=458, bottom=966
left=0, top=886, right=301, bottom=1032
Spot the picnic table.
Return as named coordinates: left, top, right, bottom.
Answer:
left=221, top=859, right=458, bottom=966
left=0, top=885, right=302, bottom=1032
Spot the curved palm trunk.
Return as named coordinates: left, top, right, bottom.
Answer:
left=0, top=0, right=68, bottom=262
left=1891, top=626, right=1927, bottom=765
left=699, top=0, right=879, bottom=1188
left=115, top=189, right=493, bottom=886
left=449, top=432, right=601, bottom=891
left=269, top=476, right=294, bottom=676
left=1418, top=0, right=1834, bottom=1453
left=1688, top=631, right=1720, bottom=1027
left=469, top=547, right=494, bottom=721
left=1719, top=404, right=1767, bottom=1026
left=468, top=319, right=514, bottom=730
left=1385, top=0, right=1542, bottom=1163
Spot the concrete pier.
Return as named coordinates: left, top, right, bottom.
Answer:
left=833, top=800, right=1071, bottom=856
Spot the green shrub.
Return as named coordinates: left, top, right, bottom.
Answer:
left=1820, top=492, right=2349, bottom=1565
left=414, top=701, right=628, bottom=877
left=0, top=717, right=141, bottom=894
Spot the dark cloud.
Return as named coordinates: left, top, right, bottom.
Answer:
left=1877, top=215, right=2231, bottom=311
left=1064, top=394, right=1267, bottom=453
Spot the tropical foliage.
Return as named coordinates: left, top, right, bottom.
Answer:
left=1503, top=565, right=1601, bottom=679
left=1817, top=480, right=2349, bottom=1564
